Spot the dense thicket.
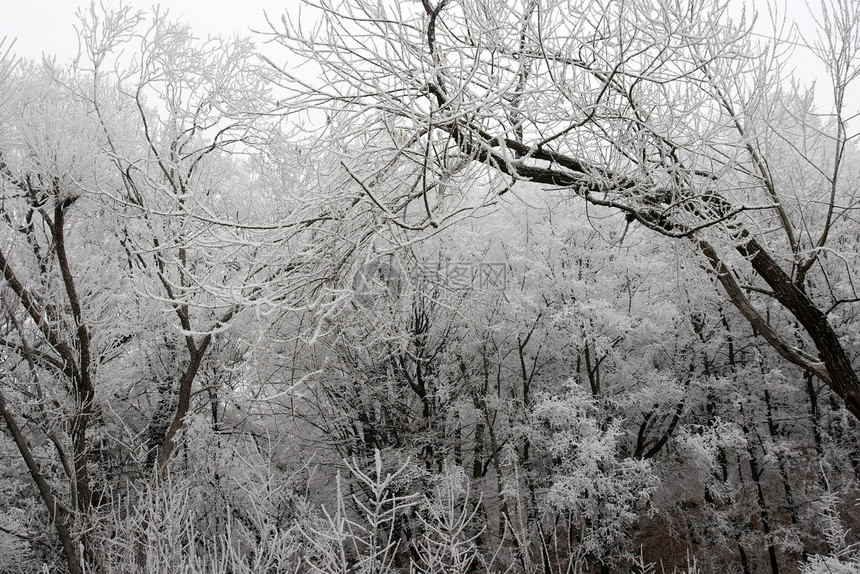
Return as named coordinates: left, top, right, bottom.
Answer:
left=0, top=2, right=859, bottom=573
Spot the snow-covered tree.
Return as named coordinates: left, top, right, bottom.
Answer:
left=267, top=0, right=860, bottom=421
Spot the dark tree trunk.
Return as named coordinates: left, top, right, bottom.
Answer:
left=0, top=391, right=83, bottom=574
left=738, top=237, right=860, bottom=420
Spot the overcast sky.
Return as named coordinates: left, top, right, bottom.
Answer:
left=0, top=0, right=288, bottom=63
left=0, top=0, right=854, bottom=117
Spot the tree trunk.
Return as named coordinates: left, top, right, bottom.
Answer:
left=739, top=237, right=860, bottom=419
left=0, top=390, right=83, bottom=574
left=155, top=344, right=210, bottom=477
left=763, top=388, right=803, bottom=559
left=747, top=440, right=780, bottom=574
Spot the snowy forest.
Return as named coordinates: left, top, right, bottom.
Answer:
left=1, top=0, right=859, bottom=572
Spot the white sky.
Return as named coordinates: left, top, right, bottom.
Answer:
left=0, top=0, right=290, bottom=63
left=0, top=0, right=855, bottom=119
